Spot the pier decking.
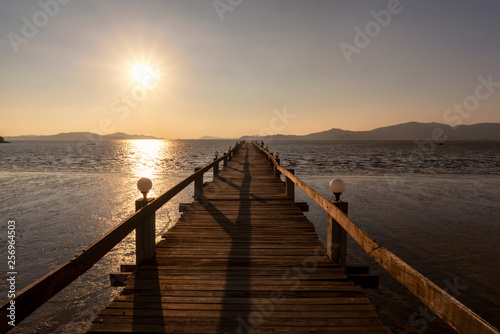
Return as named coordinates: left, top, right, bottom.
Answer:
left=87, top=143, right=391, bottom=333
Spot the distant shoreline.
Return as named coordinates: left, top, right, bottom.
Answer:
left=4, top=138, right=500, bottom=142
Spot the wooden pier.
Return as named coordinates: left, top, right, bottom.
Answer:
left=87, top=143, right=391, bottom=333
left=2, top=142, right=499, bottom=334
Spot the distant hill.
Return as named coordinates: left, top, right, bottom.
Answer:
left=199, top=136, right=224, bottom=140
left=199, top=135, right=238, bottom=140
left=241, top=122, right=500, bottom=141
left=5, top=132, right=162, bottom=141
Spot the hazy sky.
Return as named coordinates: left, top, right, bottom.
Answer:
left=1, top=0, right=499, bottom=139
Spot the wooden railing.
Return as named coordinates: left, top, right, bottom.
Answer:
left=0, top=141, right=244, bottom=333
left=252, top=141, right=499, bottom=334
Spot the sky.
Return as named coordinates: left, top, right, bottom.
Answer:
left=1, top=0, right=499, bottom=139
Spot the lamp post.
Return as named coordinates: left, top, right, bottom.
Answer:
left=274, top=151, right=280, bottom=165
left=135, top=177, right=155, bottom=265
left=213, top=151, right=219, bottom=177
left=327, top=178, right=348, bottom=268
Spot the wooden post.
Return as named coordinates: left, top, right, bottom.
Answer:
left=223, top=154, right=228, bottom=167
left=135, top=198, right=156, bottom=265
left=285, top=169, right=295, bottom=200
left=194, top=167, right=203, bottom=199
left=274, top=165, right=280, bottom=178
left=327, top=200, right=348, bottom=268
left=213, top=160, right=219, bottom=178
left=274, top=158, right=281, bottom=178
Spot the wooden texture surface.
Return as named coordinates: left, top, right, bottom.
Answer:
left=87, top=143, right=390, bottom=334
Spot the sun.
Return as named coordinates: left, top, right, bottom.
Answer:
left=130, top=63, right=159, bottom=88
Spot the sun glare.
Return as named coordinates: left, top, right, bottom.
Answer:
left=128, top=140, right=168, bottom=194
left=130, top=63, right=159, bottom=88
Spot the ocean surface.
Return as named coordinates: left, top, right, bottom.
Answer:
left=1, top=139, right=499, bottom=333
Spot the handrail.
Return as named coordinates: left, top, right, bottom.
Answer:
left=252, top=141, right=499, bottom=334
left=0, top=141, right=244, bottom=333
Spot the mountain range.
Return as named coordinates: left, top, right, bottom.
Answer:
left=240, top=122, right=500, bottom=141
left=5, top=132, right=161, bottom=141
left=4, top=122, right=500, bottom=141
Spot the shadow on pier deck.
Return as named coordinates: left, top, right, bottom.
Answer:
left=87, top=143, right=391, bottom=333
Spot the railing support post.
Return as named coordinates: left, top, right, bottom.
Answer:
left=274, top=161, right=281, bottom=178
left=327, top=200, right=348, bottom=268
left=285, top=169, right=295, bottom=200
left=194, top=167, right=203, bottom=199
left=223, top=154, right=228, bottom=167
left=274, top=166, right=281, bottom=178
left=135, top=198, right=156, bottom=265
left=213, top=160, right=219, bottom=178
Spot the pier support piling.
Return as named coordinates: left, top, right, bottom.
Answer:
left=274, top=165, right=281, bottom=178
left=285, top=169, right=295, bottom=200
left=327, top=200, right=348, bottom=268
left=194, top=167, right=203, bottom=199
left=213, top=160, right=219, bottom=178
left=135, top=198, right=156, bottom=265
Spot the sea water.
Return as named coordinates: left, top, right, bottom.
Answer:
left=0, top=139, right=499, bottom=333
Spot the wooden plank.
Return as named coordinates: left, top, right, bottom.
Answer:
left=111, top=295, right=372, bottom=304
left=88, top=323, right=392, bottom=334
left=105, top=302, right=376, bottom=311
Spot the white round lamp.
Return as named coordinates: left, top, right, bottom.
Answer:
left=329, top=178, right=345, bottom=201
left=137, top=177, right=153, bottom=201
